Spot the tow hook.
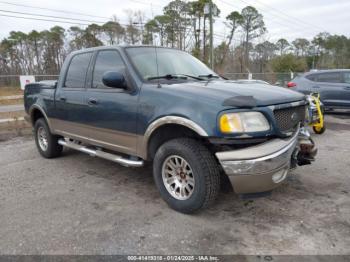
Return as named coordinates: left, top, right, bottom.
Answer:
left=294, top=127, right=318, bottom=166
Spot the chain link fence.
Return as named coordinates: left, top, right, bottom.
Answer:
left=223, top=72, right=298, bottom=86
left=0, top=75, right=59, bottom=90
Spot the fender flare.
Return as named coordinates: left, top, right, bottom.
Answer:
left=138, top=116, right=208, bottom=159
left=29, top=105, right=53, bottom=131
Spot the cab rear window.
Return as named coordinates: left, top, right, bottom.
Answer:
left=64, top=52, right=92, bottom=88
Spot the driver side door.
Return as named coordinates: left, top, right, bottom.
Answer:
left=82, top=49, right=140, bottom=156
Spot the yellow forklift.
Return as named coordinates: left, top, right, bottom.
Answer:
left=306, top=92, right=326, bottom=134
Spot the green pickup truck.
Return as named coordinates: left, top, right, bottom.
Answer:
left=24, top=46, right=317, bottom=213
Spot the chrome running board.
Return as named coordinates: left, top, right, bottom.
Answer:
left=58, top=139, right=144, bottom=167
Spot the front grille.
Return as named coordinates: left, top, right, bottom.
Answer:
left=274, top=105, right=306, bottom=133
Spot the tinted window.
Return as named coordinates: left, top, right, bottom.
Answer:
left=306, top=74, right=316, bottom=81
left=316, top=72, right=342, bottom=83
left=65, top=52, right=92, bottom=88
left=92, top=50, right=126, bottom=88
left=343, top=72, right=350, bottom=84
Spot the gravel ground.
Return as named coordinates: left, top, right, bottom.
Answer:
left=0, top=114, right=349, bottom=255
left=0, top=104, right=24, bottom=112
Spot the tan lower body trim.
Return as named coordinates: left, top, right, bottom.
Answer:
left=50, top=118, right=141, bottom=157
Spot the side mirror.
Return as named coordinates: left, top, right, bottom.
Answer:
left=102, top=71, right=126, bottom=89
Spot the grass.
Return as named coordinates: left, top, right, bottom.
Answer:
left=0, top=87, right=23, bottom=97
left=0, top=98, right=23, bottom=106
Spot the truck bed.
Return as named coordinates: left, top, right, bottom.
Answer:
left=24, top=81, right=57, bottom=114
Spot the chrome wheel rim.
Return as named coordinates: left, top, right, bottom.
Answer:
left=161, top=155, right=195, bottom=200
left=37, top=126, right=48, bottom=151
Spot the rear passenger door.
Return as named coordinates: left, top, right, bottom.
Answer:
left=54, top=52, right=92, bottom=137
left=313, top=72, right=345, bottom=107
left=82, top=49, right=140, bottom=156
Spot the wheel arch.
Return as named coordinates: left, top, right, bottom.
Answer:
left=29, top=105, right=52, bottom=131
left=139, top=116, right=209, bottom=160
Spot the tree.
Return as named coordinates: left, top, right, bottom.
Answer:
left=84, top=24, right=103, bottom=47
left=46, top=26, right=66, bottom=73
left=239, top=6, right=266, bottom=70
left=102, top=21, right=125, bottom=45
left=254, top=41, right=276, bottom=72
left=144, top=19, right=158, bottom=45
left=187, top=0, right=220, bottom=60
left=276, top=38, right=289, bottom=55
left=292, top=38, right=310, bottom=57
left=188, top=0, right=206, bottom=56
left=269, top=54, right=307, bottom=72
left=153, top=15, right=172, bottom=46
left=163, top=0, right=189, bottom=49
left=68, top=26, right=85, bottom=50
left=27, top=30, right=42, bottom=73
left=1, top=2, right=350, bottom=79
left=219, top=11, right=242, bottom=65
left=124, top=10, right=142, bottom=44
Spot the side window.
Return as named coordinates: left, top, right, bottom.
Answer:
left=306, top=74, right=316, bottom=81
left=343, top=72, right=350, bottom=84
left=92, top=50, right=126, bottom=89
left=64, top=52, right=92, bottom=88
left=316, top=72, right=342, bottom=83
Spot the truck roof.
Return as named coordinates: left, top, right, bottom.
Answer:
left=69, top=45, right=180, bottom=56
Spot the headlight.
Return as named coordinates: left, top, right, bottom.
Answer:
left=219, top=112, right=270, bottom=133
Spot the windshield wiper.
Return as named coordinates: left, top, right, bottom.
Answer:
left=147, top=74, right=205, bottom=81
left=198, top=74, right=220, bottom=79
left=177, top=74, right=205, bottom=80
left=147, top=74, right=185, bottom=80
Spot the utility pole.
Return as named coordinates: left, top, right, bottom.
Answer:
left=209, top=0, right=214, bottom=69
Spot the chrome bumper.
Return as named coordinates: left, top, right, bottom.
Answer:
left=216, top=128, right=300, bottom=194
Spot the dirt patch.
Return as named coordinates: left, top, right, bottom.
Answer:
left=0, top=98, right=23, bottom=106
left=0, top=120, right=32, bottom=141
left=0, top=87, right=23, bottom=96
left=0, top=110, right=25, bottom=119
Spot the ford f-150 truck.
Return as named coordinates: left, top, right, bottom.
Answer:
left=24, top=46, right=317, bottom=213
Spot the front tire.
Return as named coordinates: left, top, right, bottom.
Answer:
left=34, top=118, right=63, bottom=158
left=153, top=138, right=220, bottom=213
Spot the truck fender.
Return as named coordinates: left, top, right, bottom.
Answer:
left=138, top=116, right=208, bottom=159
left=29, top=105, right=53, bottom=131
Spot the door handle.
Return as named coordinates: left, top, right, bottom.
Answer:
left=88, top=98, right=98, bottom=105
left=59, top=97, right=67, bottom=102
left=313, top=86, right=320, bottom=89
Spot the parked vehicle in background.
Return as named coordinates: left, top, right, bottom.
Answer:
left=24, top=46, right=317, bottom=213
left=233, top=79, right=270, bottom=85
left=287, top=69, right=350, bottom=110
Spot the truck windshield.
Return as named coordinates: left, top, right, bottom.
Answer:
left=125, top=47, right=218, bottom=81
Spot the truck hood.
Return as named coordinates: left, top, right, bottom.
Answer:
left=165, top=80, right=305, bottom=107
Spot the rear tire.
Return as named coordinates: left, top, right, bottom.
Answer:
left=34, top=118, right=63, bottom=158
left=153, top=138, right=220, bottom=213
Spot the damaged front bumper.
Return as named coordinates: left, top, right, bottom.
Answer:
left=215, top=127, right=317, bottom=194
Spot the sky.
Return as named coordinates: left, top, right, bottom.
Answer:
left=0, top=0, right=349, bottom=45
